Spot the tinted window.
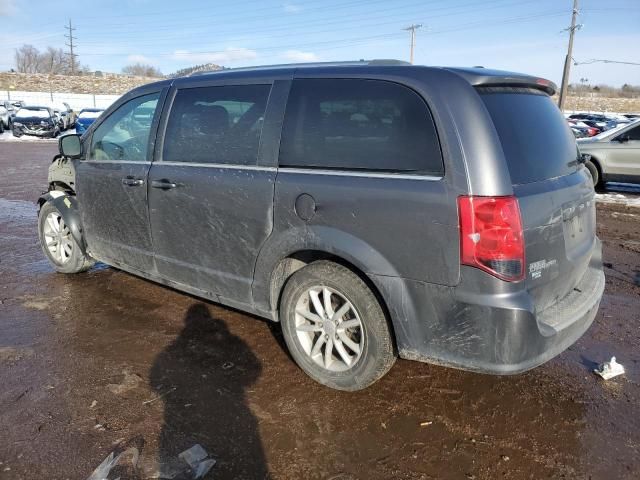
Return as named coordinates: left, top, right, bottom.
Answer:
left=163, top=84, right=271, bottom=165
left=279, top=79, right=443, bottom=174
left=480, top=88, right=578, bottom=184
left=623, top=123, right=640, bottom=140
left=90, top=92, right=160, bottom=162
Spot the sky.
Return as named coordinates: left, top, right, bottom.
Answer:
left=0, top=0, right=639, bottom=86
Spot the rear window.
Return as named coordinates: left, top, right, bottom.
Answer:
left=479, top=88, right=578, bottom=184
left=279, top=79, right=443, bottom=175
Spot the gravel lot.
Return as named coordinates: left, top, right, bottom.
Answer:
left=0, top=142, right=639, bottom=480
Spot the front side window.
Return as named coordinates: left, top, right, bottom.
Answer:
left=279, top=79, right=443, bottom=175
left=621, top=124, right=640, bottom=141
left=162, top=84, right=271, bottom=165
left=90, top=92, right=160, bottom=162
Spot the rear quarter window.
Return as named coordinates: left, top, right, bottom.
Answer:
left=279, top=79, right=443, bottom=175
left=479, top=87, right=578, bottom=184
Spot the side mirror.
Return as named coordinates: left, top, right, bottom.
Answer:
left=59, top=134, right=82, bottom=159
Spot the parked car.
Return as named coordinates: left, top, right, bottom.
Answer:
left=568, top=119, right=598, bottom=137
left=48, top=103, right=77, bottom=130
left=52, top=109, right=67, bottom=131
left=578, top=119, right=640, bottom=188
left=75, top=108, right=104, bottom=134
left=569, top=113, right=617, bottom=131
left=12, top=106, right=60, bottom=138
left=39, top=62, right=604, bottom=390
left=1, top=100, right=19, bottom=129
left=571, top=126, right=588, bottom=138
left=0, top=106, right=9, bottom=132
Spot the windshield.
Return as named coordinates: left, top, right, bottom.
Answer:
left=480, top=87, right=578, bottom=184
left=79, top=110, right=103, bottom=119
left=16, top=108, right=50, bottom=119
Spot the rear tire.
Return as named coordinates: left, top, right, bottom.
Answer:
left=38, top=201, right=94, bottom=274
left=279, top=261, right=396, bottom=391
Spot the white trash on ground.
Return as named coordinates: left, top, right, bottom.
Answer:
left=594, top=356, right=625, bottom=380
left=178, top=444, right=216, bottom=478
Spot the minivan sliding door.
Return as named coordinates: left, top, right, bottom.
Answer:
left=148, top=81, right=284, bottom=304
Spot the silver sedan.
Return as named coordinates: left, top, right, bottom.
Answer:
left=578, top=119, right=640, bottom=188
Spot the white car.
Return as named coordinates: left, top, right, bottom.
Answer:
left=0, top=105, right=9, bottom=131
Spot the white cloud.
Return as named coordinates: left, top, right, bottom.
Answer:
left=283, top=3, right=302, bottom=13
left=126, top=54, right=155, bottom=65
left=282, top=50, right=319, bottom=63
left=172, top=47, right=258, bottom=66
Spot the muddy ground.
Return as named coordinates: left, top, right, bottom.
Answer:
left=0, top=142, right=639, bottom=480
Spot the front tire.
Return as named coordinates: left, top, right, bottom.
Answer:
left=585, top=160, right=603, bottom=191
left=280, top=261, right=396, bottom=391
left=38, top=201, right=94, bottom=273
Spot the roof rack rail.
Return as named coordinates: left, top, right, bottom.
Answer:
left=188, top=59, right=411, bottom=76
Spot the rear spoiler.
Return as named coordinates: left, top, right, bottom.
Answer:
left=444, top=67, right=557, bottom=96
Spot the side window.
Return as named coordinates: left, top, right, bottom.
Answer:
left=279, top=79, right=443, bottom=175
left=624, top=124, right=640, bottom=141
left=90, top=92, right=160, bottom=162
left=162, top=84, right=271, bottom=165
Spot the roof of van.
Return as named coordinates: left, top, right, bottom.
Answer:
left=153, top=60, right=557, bottom=95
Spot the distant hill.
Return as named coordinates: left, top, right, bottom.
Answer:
left=168, top=63, right=225, bottom=78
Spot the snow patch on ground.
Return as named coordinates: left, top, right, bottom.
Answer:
left=0, top=129, right=76, bottom=142
left=596, top=190, right=640, bottom=208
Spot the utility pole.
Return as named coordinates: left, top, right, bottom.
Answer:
left=558, top=0, right=580, bottom=111
left=403, top=24, right=422, bottom=64
left=65, top=19, right=77, bottom=75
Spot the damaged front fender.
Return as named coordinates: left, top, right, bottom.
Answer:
left=37, top=191, right=86, bottom=254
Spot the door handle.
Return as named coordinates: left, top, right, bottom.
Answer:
left=151, top=179, right=178, bottom=190
left=122, top=176, right=144, bottom=186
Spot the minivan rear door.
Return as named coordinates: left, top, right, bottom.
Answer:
left=148, top=78, right=289, bottom=304
left=479, top=88, right=597, bottom=311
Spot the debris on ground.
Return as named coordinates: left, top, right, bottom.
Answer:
left=86, top=447, right=139, bottom=480
left=420, top=421, right=433, bottom=427
left=178, top=444, right=216, bottom=479
left=221, top=361, right=234, bottom=370
left=142, top=386, right=176, bottom=405
left=90, top=400, right=98, bottom=409
left=594, top=357, right=625, bottom=380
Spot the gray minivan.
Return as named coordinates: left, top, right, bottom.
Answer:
left=40, top=61, right=604, bottom=390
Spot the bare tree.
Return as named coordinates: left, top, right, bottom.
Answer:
left=122, top=63, right=163, bottom=78
left=14, top=44, right=41, bottom=73
left=14, top=44, right=89, bottom=75
left=40, top=47, right=69, bottom=74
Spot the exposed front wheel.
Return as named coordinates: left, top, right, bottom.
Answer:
left=38, top=201, right=94, bottom=273
left=280, top=261, right=396, bottom=391
left=585, top=160, right=603, bottom=191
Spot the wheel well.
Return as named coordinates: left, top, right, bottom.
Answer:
left=49, top=181, right=75, bottom=194
left=269, top=250, right=393, bottom=330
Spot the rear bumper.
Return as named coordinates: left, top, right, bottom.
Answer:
left=371, top=239, right=604, bottom=375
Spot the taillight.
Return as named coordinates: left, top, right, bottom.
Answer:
left=458, top=195, right=525, bottom=282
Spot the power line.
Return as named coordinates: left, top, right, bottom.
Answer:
left=574, top=58, right=640, bottom=66
left=558, top=0, right=581, bottom=110
left=64, top=19, right=78, bottom=75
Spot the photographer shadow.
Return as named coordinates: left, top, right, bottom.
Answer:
left=150, top=303, right=269, bottom=479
